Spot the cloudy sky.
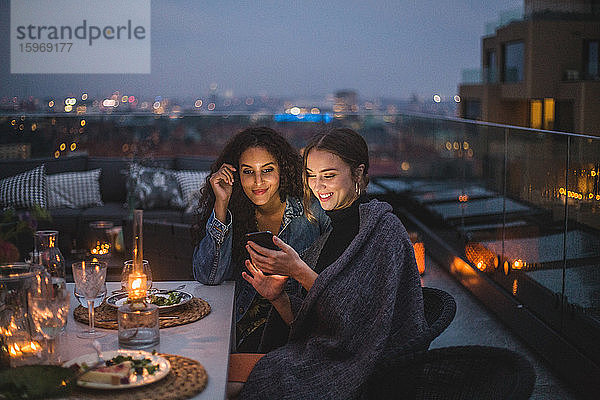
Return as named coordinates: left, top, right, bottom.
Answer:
left=1, top=0, right=522, bottom=100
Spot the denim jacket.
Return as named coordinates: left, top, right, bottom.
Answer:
left=193, top=197, right=330, bottom=323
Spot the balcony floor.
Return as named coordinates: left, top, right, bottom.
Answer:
left=422, top=256, right=582, bottom=399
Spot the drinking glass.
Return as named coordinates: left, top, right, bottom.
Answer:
left=72, top=261, right=107, bottom=339
left=27, top=272, right=70, bottom=363
left=121, top=259, right=152, bottom=292
left=34, top=231, right=66, bottom=290
left=74, top=283, right=107, bottom=308
left=87, top=221, right=114, bottom=259
left=1, top=263, right=45, bottom=367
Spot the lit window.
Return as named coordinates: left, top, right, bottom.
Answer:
left=530, top=100, right=542, bottom=129
left=530, top=98, right=555, bottom=130
left=543, top=98, right=554, bottom=130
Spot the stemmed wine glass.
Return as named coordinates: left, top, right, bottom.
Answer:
left=27, top=271, right=70, bottom=363
left=72, top=261, right=107, bottom=339
left=74, top=283, right=107, bottom=309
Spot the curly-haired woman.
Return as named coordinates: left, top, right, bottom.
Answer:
left=192, top=126, right=329, bottom=352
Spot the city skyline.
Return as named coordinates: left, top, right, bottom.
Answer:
left=1, top=0, right=522, bottom=100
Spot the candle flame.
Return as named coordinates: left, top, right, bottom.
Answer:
left=9, top=343, right=20, bottom=356
left=91, top=241, right=111, bottom=255
left=127, top=272, right=148, bottom=302
left=7, top=341, right=41, bottom=357
left=132, top=277, right=142, bottom=290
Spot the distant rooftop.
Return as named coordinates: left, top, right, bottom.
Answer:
left=484, top=0, right=600, bottom=36
left=484, top=7, right=524, bottom=36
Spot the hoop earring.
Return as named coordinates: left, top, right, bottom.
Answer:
left=355, top=182, right=361, bottom=196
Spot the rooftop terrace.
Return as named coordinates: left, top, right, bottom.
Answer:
left=1, top=111, right=598, bottom=398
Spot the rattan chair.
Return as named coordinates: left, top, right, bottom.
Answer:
left=364, top=287, right=457, bottom=398
left=422, top=287, right=457, bottom=343
left=415, top=345, right=536, bottom=400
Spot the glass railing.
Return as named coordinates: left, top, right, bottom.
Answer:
left=460, top=68, right=482, bottom=85
left=1, top=111, right=599, bottom=366
left=484, top=7, right=523, bottom=36
left=371, top=115, right=600, bottom=370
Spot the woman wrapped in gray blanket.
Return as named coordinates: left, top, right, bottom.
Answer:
left=238, top=128, right=427, bottom=399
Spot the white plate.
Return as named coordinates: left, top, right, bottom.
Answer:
left=105, top=290, right=193, bottom=311
left=63, top=349, right=170, bottom=389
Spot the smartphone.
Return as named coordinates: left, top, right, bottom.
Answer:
left=245, top=231, right=280, bottom=251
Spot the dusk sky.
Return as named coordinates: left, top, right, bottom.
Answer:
left=1, top=0, right=522, bottom=100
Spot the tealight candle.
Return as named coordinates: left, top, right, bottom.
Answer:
left=127, top=272, right=148, bottom=304
left=8, top=341, right=42, bottom=357
left=87, top=221, right=113, bottom=258
left=7, top=341, right=43, bottom=366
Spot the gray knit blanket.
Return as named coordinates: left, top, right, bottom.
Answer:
left=240, top=200, right=426, bottom=399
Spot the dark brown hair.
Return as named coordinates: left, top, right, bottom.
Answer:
left=302, top=128, right=370, bottom=220
left=193, top=127, right=303, bottom=272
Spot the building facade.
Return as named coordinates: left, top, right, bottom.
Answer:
left=459, top=0, right=600, bottom=136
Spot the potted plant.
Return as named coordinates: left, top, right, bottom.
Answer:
left=0, top=206, right=50, bottom=264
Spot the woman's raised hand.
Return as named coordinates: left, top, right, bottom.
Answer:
left=210, top=163, right=236, bottom=223
left=210, top=163, right=236, bottom=202
left=242, top=260, right=288, bottom=302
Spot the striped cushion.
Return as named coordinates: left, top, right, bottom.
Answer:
left=0, top=165, right=47, bottom=208
left=127, top=164, right=186, bottom=209
left=175, top=170, right=210, bottom=212
left=47, top=169, right=104, bottom=209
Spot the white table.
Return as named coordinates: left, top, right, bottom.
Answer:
left=60, top=281, right=235, bottom=399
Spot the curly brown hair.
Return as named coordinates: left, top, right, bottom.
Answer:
left=193, top=126, right=304, bottom=274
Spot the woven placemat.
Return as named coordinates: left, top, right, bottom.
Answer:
left=73, top=298, right=211, bottom=329
left=70, top=353, right=208, bottom=400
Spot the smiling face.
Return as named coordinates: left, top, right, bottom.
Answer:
left=238, top=146, right=282, bottom=208
left=306, top=149, right=357, bottom=211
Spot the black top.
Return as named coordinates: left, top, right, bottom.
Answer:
left=314, top=195, right=369, bottom=274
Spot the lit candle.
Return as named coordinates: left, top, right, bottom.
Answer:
left=512, top=259, right=525, bottom=269
left=127, top=272, right=147, bottom=304
left=409, top=232, right=426, bottom=275
left=91, top=241, right=111, bottom=255
left=413, top=242, right=426, bottom=275
left=8, top=341, right=42, bottom=358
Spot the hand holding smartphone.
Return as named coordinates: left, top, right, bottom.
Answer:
left=245, top=231, right=281, bottom=276
left=245, top=231, right=280, bottom=252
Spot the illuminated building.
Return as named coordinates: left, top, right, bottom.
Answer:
left=459, top=0, right=600, bottom=136
left=333, top=90, right=359, bottom=114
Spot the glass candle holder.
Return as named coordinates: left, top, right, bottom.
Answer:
left=127, top=272, right=148, bottom=302
left=0, top=263, right=46, bottom=367
left=121, top=260, right=152, bottom=292
left=117, top=302, right=159, bottom=349
left=87, top=221, right=114, bottom=259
